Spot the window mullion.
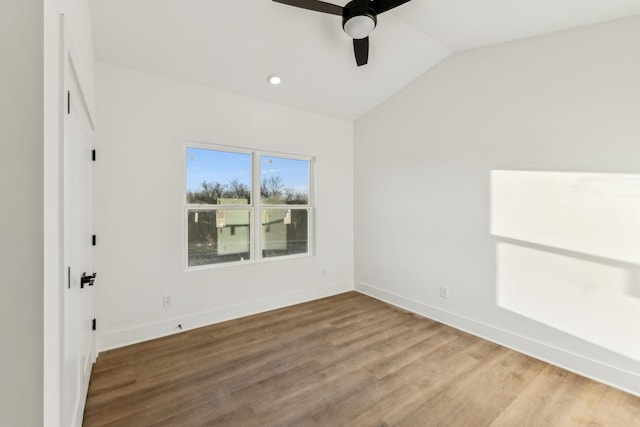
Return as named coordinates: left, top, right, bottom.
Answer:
left=253, top=151, right=261, bottom=262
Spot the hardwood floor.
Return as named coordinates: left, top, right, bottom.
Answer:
left=83, top=292, right=640, bottom=426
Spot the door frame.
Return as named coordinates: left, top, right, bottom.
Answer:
left=43, top=12, right=97, bottom=426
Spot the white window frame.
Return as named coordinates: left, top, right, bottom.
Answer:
left=184, top=141, right=314, bottom=271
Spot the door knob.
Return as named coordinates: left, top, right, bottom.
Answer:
left=80, top=272, right=97, bottom=288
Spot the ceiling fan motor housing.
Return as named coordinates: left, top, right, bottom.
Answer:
left=342, top=1, right=377, bottom=39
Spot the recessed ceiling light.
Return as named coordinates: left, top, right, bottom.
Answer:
left=267, top=74, right=282, bottom=86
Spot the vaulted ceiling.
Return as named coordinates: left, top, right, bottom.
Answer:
left=90, top=0, right=640, bottom=120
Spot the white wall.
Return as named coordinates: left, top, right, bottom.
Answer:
left=0, top=2, right=44, bottom=425
left=355, top=15, right=640, bottom=396
left=94, top=62, right=354, bottom=350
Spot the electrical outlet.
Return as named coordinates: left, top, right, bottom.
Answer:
left=322, top=268, right=328, bottom=278
left=440, top=287, right=449, bottom=299
left=163, top=293, right=174, bottom=307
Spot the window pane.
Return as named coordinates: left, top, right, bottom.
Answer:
left=186, top=147, right=251, bottom=205
left=188, top=209, right=251, bottom=266
left=261, top=208, right=308, bottom=258
left=260, top=156, right=309, bottom=205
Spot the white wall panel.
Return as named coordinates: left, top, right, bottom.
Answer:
left=0, top=2, right=44, bottom=425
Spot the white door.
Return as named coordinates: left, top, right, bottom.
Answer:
left=63, top=60, right=96, bottom=427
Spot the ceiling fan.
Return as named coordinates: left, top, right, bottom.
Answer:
left=273, top=0, right=412, bottom=66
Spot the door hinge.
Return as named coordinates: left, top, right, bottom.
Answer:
left=92, top=149, right=96, bottom=161
left=92, top=235, right=97, bottom=246
left=92, top=318, right=97, bottom=331
left=67, top=90, right=70, bottom=114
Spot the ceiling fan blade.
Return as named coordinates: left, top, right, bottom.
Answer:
left=372, top=0, right=412, bottom=14
left=272, top=0, right=343, bottom=16
left=353, top=37, right=369, bottom=66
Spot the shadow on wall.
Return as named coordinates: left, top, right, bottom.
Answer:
left=491, top=170, right=640, bottom=362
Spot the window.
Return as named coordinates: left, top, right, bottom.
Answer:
left=185, top=145, right=313, bottom=269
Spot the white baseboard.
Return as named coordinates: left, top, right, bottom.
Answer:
left=97, top=281, right=353, bottom=352
left=355, top=280, right=640, bottom=398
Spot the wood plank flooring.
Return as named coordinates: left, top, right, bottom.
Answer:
left=83, top=292, right=640, bottom=426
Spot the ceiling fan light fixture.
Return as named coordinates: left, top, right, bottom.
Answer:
left=272, top=0, right=414, bottom=66
left=343, top=14, right=376, bottom=39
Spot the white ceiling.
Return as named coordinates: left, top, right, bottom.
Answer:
left=90, top=0, right=640, bottom=120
